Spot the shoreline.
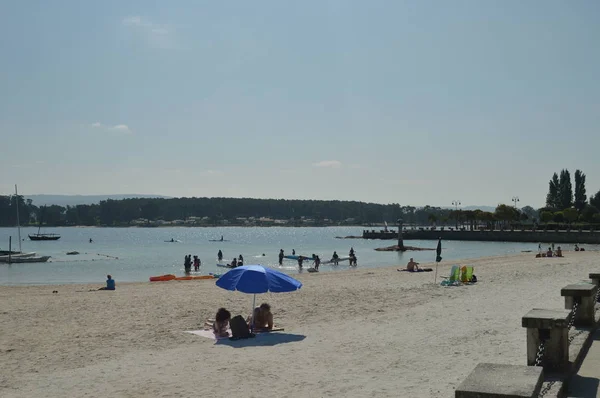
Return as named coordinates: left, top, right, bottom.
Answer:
left=0, top=250, right=590, bottom=287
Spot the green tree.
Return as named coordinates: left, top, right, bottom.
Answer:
left=590, top=190, right=600, bottom=210
left=540, top=211, right=553, bottom=224
left=520, top=206, right=538, bottom=222
left=546, top=173, right=560, bottom=209
left=553, top=211, right=564, bottom=223
left=494, top=204, right=519, bottom=227
left=427, top=213, right=437, bottom=225
left=558, top=169, right=573, bottom=209
left=581, top=204, right=599, bottom=222
left=563, top=208, right=578, bottom=225
left=574, top=170, right=587, bottom=212
left=141, top=202, right=160, bottom=223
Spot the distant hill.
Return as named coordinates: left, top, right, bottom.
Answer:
left=25, top=194, right=171, bottom=207
left=462, top=205, right=497, bottom=212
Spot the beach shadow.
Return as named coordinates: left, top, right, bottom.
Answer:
left=567, top=375, right=599, bottom=397
left=216, top=332, right=305, bottom=348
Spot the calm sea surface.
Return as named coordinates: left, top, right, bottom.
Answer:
left=0, top=227, right=596, bottom=285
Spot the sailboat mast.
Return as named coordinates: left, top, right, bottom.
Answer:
left=15, top=185, right=22, bottom=252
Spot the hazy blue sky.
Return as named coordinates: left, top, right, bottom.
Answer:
left=1, top=1, right=599, bottom=208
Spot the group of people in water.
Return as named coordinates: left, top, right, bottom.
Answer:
left=217, top=250, right=245, bottom=268
left=213, top=303, right=274, bottom=338
left=184, top=254, right=201, bottom=272
left=275, top=247, right=358, bottom=270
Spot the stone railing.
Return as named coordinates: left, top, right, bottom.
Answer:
left=455, top=273, right=600, bottom=398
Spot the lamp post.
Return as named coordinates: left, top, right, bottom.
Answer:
left=512, top=196, right=520, bottom=209
left=452, top=200, right=461, bottom=229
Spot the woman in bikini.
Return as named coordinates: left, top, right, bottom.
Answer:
left=213, top=308, right=231, bottom=338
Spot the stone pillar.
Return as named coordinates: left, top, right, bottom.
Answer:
left=397, top=218, right=404, bottom=249
left=561, top=284, right=598, bottom=327
left=522, top=309, right=571, bottom=371
left=455, top=363, right=543, bottom=398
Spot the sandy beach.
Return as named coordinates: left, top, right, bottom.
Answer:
left=1, top=251, right=599, bottom=397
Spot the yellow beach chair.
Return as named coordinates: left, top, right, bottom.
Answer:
left=461, top=266, right=474, bottom=283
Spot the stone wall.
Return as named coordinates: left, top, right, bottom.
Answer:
left=362, top=229, right=600, bottom=244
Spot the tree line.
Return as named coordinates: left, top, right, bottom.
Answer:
left=0, top=169, right=599, bottom=228
left=0, top=196, right=525, bottom=228
left=541, top=169, right=600, bottom=225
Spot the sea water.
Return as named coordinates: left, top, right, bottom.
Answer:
left=0, top=226, right=594, bottom=285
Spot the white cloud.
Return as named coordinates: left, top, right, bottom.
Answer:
left=110, top=124, right=132, bottom=134
left=122, top=16, right=174, bottom=49
left=199, top=170, right=223, bottom=177
left=90, top=122, right=133, bottom=134
left=122, top=16, right=144, bottom=27
left=313, top=160, right=342, bottom=168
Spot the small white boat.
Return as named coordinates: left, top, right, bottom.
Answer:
left=0, top=252, right=37, bottom=262
left=0, top=255, right=51, bottom=264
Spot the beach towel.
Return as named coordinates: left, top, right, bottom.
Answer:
left=398, top=268, right=433, bottom=272
left=205, top=320, right=284, bottom=333
left=186, top=326, right=286, bottom=341
left=185, top=329, right=230, bottom=340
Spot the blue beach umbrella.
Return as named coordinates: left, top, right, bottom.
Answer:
left=216, top=265, right=302, bottom=329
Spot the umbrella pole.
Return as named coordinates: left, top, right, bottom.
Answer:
left=250, top=294, right=256, bottom=332
left=434, top=264, right=438, bottom=284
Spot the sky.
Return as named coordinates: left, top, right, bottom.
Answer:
left=1, top=1, right=599, bottom=208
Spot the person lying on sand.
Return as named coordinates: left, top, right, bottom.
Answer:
left=406, top=258, right=419, bottom=271
left=213, top=308, right=231, bottom=338
left=248, top=303, right=273, bottom=331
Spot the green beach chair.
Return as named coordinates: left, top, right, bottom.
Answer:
left=461, top=266, right=474, bottom=283
left=441, top=265, right=461, bottom=286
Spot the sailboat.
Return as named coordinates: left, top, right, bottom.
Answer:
left=0, top=186, right=51, bottom=264
left=28, top=206, right=61, bottom=241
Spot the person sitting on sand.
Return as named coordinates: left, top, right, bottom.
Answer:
left=574, top=244, right=579, bottom=252
left=406, top=258, right=420, bottom=271
left=249, top=303, right=273, bottom=332
left=213, top=308, right=231, bottom=338
left=546, top=247, right=553, bottom=258
left=98, top=275, right=115, bottom=291
left=556, top=246, right=563, bottom=257
left=230, top=258, right=238, bottom=268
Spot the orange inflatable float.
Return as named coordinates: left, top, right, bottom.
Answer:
left=149, top=274, right=177, bottom=282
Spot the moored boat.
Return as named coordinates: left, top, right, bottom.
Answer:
left=28, top=233, right=61, bottom=241
left=0, top=255, right=50, bottom=264
left=0, top=252, right=37, bottom=262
